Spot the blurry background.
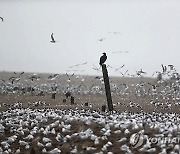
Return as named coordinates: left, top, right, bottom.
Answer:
left=0, top=0, right=180, bottom=77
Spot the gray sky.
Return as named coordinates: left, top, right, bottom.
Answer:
left=1, top=0, right=180, bottom=77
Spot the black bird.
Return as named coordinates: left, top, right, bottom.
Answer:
left=99, top=52, right=107, bottom=66
left=0, top=17, right=3, bottom=22
left=50, top=33, right=56, bottom=43
left=65, top=91, right=71, bottom=98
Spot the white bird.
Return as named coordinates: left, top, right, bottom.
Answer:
left=146, top=148, right=156, bottom=153
left=49, top=148, right=61, bottom=154
left=7, top=135, right=17, bottom=144
left=0, top=147, right=2, bottom=153
left=0, top=124, right=5, bottom=133
left=24, top=134, right=34, bottom=140
left=1, top=141, right=10, bottom=149
left=51, top=128, right=56, bottom=134
left=42, top=137, right=51, bottom=143
left=15, top=148, right=20, bottom=154
left=70, top=146, right=78, bottom=153
left=174, top=144, right=180, bottom=153
left=37, top=142, right=44, bottom=147
left=19, top=140, right=28, bottom=146
left=56, top=133, right=63, bottom=142
left=45, top=142, right=52, bottom=148
left=42, top=148, right=47, bottom=153
left=118, top=137, right=127, bottom=143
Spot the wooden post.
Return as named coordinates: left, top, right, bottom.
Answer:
left=101, top=64, right=113, bottom=111
left=52, top=93, right=56, bottom=99
left=70, top=96, right=75, bottom=105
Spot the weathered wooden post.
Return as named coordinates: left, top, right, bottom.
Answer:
left=70, top=96, right=75, bottom=105
left=51, top=83, right=57, bottom=99
left=52, top=93, right=56, bottom=99
left=101, top=64, right=113, bottom=111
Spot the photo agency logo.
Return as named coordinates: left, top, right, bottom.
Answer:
left=130, top=132, right=144, bottom=148
left=130, top=132, right=180, bottom=148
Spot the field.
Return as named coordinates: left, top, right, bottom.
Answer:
left=0, top=71, right=180, bottom=153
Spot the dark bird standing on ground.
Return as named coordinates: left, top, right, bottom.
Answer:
left=0, top=17, right=3, bottom=22
left=99, top=52, right=107, bottom=66
left=50, top=33, right=56, bottom=43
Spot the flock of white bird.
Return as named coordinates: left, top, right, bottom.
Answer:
left=1, top=66, right=180, bottom=113
left=0, top=107, right=180, bottom=153
left=0, top=65, right=180, bottom=153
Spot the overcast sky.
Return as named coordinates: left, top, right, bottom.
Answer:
left=1, top=0, right=180, bottom=77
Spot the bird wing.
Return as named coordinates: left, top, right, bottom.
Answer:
left=19, top=72, right=24, bottom=77
left=48, top=75, right=53, bottom=79
left=66, top=73, right=70, bottom=80
left=9, top=77, right=15, bottom=81
left=53, top=74, right=59, bottom=77
left=0, top=17, right=3, bottom=22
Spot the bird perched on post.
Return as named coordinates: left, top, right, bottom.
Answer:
left=99, top=52, right=107, bottom=66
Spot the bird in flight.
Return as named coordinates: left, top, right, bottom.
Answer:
left=48, top=74, right=59, bottom=80
left=50, top=33, right=56, bottom=43
left=168, top=64, right=175, bottom=70
left=108, top=31, right=121, bottom=35
left=161, top=64, right=167, bottom=73
left=98, top=38, right=105, bottom=42
left=69, top=62, right=87, bottom=68
left=0, top=17, right=3, bottom=22
left=99, top=52, right=107, bottom=66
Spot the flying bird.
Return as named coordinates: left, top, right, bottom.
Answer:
left=66, top=73, right=74, bottom=81
left=161, top=64, right=167, bottom=73
left=69, top=62, right=87, bottom=68
left=99, top=52, right=107, bottom=66
left=120, top=70, right=129, bottom=76
left=136, top=69, right=146, bottom=76
left=0, top=17, right=3, bottom=22
left=115, top=65, right=125, bottom=72
left=48, top=74, right=59, bottom=80
left=108, top=31, right=121, bottom=35
left=92, top=64, right=101, bottom=72
left=50, top=33, right=56, bottom=43
left=98, top=38, right=105, bottom=42
left=168, top=64, right=175, bottom=70
left=14, top=71, right=24, bottom=78
left=9, top=77, right=20, bottom=84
